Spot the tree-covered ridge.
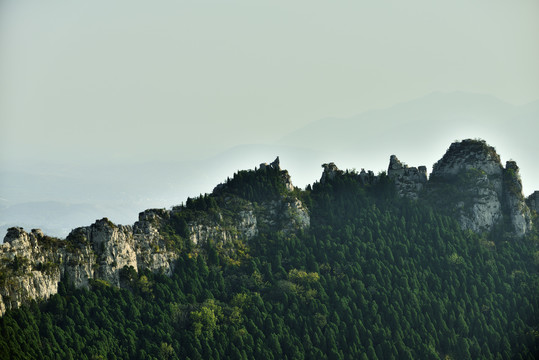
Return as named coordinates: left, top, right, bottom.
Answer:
left=212, top=159, right=294, bottom=203
left=1, top=163, right=539, bottom=359
left=141, top=160, right=301, bottom=256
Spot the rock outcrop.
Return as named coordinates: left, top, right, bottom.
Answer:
left=387, top=155, right=427, bottom=199
left=260, top=157, right=295, bottom=191
left=427, top=139, right=532, bottom=236
left=0, top=159, right=310, bottom=316
left=320, top=162, right=381, bottom=187
left=527, top=191, right=539, bottom=214
left=187, top=200, right=258, bottom=246
left=0, top=228, right=63, bottom=317
left=59, top=213, right=180, bottom=291
left=358, top=169, right=377, bottom=185
left=132, top=209, right=179, bottom=275
left=320, top=163, right=342, bottom=184
left=502, top=161, right=533, bottom=237
left=187, top=196, right=309, bottom=246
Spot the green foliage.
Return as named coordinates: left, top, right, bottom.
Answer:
left=1, top=168, right=538, bottom=359
left=190, top=299, right=222, bottom=338
left=37, top=235, right=64, bottom=250
left=213, top=166, right=290, bottom=202
left=65, top=229, right=89, bottom=252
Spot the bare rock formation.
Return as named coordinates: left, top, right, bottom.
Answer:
left=387, top=155, right=427, bottom=199
left=427, top=139, right=532, bottom=236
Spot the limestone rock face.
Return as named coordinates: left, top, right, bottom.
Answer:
left=387, top=155, right=427, bottom=199
left=503, top=161, right=533, bottom=237
left=72, top=219, right=137, bottom=287
left=431, top=139, right=504, bottom=179
left=188, top=216, right=237, bottom=246
left=237, top=209, right=258, bottom=240
left=0, top=228, right=63, bottom=317
left=187, top=195, right=309, bottom=246
left=63, top=239, right=95, bottom=289
left=427, top=139, right=532, bottom=235
left=285, top=198, right=310, bottom=231
left=257, top=198, right=310, bottom=234
left=0, top=213, right=183, bottom=316
left=527, top=191, right=539, bottom=214
left=133, top=210, right=178, bottom=276
left=185, top=199, right=256, bottom=247
left=189, top=223, right=229, bottom=246
left=428, top=140, right=504, bottom=233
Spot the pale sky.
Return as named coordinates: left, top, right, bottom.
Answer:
left=1, top=1, right=539, bottom=236
left=1, top=0, right=538, bottom=163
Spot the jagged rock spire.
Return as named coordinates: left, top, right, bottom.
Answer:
left=503, top=160, right=532, bottom=236
left=387, top=155, right=427, bottom=199
left=259, top=156, right=281, bottom=171
left=320, top=162, right=341, bottom=184
left=271, top=156, right=280, bottom=170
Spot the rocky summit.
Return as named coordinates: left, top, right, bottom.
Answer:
left=0, top=139, right=536, bottom=317
left=426, top=139, right=532, bottom=236
left=387, top=155, right=428, bottom=200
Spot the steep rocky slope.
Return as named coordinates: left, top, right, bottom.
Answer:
left=0, top=160, right=309, bottom=316
left=425, top=139, right=532, bottom=236
left=387, top=155, right=428, bottom=199
left=527, top=191, right=539, bottom=214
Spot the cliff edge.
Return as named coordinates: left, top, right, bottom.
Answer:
left=0, top=159, right=309, bottom=316
left=426, top=139, right=532, bottom=236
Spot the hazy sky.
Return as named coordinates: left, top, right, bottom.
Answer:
left=1, top=1, right=539, bottom=237
left=2, top=0, right=538, bottom=164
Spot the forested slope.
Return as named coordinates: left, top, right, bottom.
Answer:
left=1, top=163, right=538, bottom=359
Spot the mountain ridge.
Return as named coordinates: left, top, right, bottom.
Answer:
left=0, top=139, right=537, bottom=317
left=3, top=92, right=538, bottom=238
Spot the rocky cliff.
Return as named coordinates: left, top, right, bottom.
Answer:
left=527, top=191, right=539, bottom=214
left=502, top=161, right=533, bottom=236
left=0, top=162, right=309, bottom=316
left=320, top=163, right=379, bottom=187
left=0, top=228, right=62, bottom=317
left=387, top=155, right=427, bottom=199
left=426, top=139, right=532, bottom=236
left=0, top=213, right=177, bottom=316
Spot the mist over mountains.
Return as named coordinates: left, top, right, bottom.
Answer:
left=1, top=92, right=538, bottom=238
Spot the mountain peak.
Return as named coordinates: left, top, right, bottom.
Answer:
left=259, top=156, right=281, bottom=172
left=431, top=139, right=502, bottom=179
left=427, top=139, right=532, bottom=236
